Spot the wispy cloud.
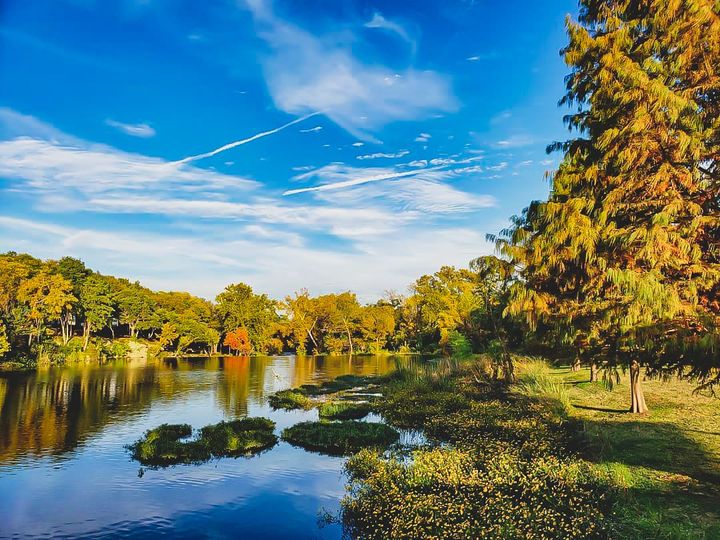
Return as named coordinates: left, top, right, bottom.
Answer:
left=245, top=0, right=457, bottom=140
left=299, top=126, right=323, bottom=133
left=285, top=156, right=484, bottom=195
left=494, top=134, right=534, bottom=148
left=356, top=150, right=409, bottom=160
left=364, top=12, right=415, bottom=53
left=105, top=119, right=156, bottom=138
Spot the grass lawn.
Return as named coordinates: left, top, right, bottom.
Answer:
left=541, top=363, right=720, bottom=538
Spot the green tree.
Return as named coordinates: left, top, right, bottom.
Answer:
left=117, top=284, right=156, bottom=338
left=79, top=275, right=115, bottom=351
left=215, top=283, right=278, bottom=353
left=359, top=303, right=396, bottom=353
left=0, top=321, right=9, bottom=358
left=17, top=272, right=76, bottom=347
left=501, top=0, right=720, bottom=412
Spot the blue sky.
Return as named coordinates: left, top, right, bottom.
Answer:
left=0, top=0, right=577, bottom=301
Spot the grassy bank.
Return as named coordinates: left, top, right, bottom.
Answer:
left=337, top=356, right=720, bottom=539
left=526, top=360, right=720, bottom=538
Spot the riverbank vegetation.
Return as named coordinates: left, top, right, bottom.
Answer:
left=128, top=417, right=277, bottom=467
left=335, top=357, right=720, bottom=538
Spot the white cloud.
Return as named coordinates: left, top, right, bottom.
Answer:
left=299, top=125, right=323, bottom=133
left=494, top=134, right=534, bottom=148
left=105, top=119, right=156, bottom=138
left=364, top=12, right=415, bottom=52
left=356, top=150, right=409, bottom=160
left=286, top=162, right=493, bottom=214
left=0, top=137, right=258, bottom=198
left=352, top=142, right=364, bottom=147
left=0, top=216, right=493, bottom=301
left=245, top=0, right=457, bottom=140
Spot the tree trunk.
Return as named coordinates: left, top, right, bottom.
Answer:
left=629, top=360, right=648, bottom=414
left=503, top=353, right=515, bottom=383
left=590, top=362, right=599, bottom=383
left=82, top=322, right=91, bottom=351
left=346, top=326, right=354, bottom=355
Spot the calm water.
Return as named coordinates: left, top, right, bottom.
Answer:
left=0, top=355, right=405, bottom=539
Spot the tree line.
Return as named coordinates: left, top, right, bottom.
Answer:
left=0, top=252, right=520, bottom=365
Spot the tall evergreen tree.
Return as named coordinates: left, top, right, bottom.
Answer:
left=501, top=0, right=719, bottom=412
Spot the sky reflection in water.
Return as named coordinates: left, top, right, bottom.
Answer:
left=0, top=355, right=404, bottom=539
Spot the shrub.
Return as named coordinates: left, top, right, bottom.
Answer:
left=281, top=421, right=399, bottom=456
left=318, top=401, right=372, bottom=420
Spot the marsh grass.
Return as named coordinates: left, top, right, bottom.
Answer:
left=317, top=401, right=372, bottom=420
left=128, top=417, right=277, bottom=467
left=281, top=421, right=399, bottom=456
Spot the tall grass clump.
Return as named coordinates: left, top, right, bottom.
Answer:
left=516, top=357, right=572, bottom=417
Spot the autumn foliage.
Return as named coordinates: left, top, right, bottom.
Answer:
left=223, top=327, right=251, bottom=355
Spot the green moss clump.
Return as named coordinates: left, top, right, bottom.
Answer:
left=268, top=389, right=314, bottom=410
left=127, top=423, right=209, bottom=466
left=318, top=401, right=372, bottom=420
left=128, top=417, right=277, bottom=466
left=200, top=417, right=278, bottom=456
left=282, top=421, right=399, bottom=456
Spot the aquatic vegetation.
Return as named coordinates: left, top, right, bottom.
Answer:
left=268, top=389, right=314, bottom=410
left=127, top=423, right=209, bottom=466
left=281, top=421, right=399, bottom=456
left=338, top=358, right=616, bottom=538
left=300, top=374, right=376, bottom=396
left=128, top=417, right=277, bottom=466
left=342, top=447, right=611, bottom=539
left=317, top=401, right=372, bottom=420
left=268, top=374, right=379, bottom=410
left=199, top=418, right=278, bottom=457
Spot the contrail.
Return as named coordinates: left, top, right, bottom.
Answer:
left=173, top=111, right=321, bottom=165
left=283, top=167, right=441, bottom=196
left=283, top=156, right=483, bottom=196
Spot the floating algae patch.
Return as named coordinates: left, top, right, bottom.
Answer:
left=128, top=417, right=277, bottom=467
left=281, top=421, right=399, bottom=456
left=318, top=401, right=372, bottom=421
left=268, top=389, right=314, bottom=410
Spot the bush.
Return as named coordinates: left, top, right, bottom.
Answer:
left=128, top=417, right=277, bottom=467
left=448, top=330, right=473, bottom=358
left=318, top=401, right=372, bottom=420
left=281, top=421, right=399, bottom=456
left=342, top=447, right=612, bottom=539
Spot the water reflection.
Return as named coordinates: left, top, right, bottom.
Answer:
left=0, top=354, right=406, bottom=539
left=0, top=355, right=402, bottom=465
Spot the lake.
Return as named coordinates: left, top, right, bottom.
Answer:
left=0, top=355, right=405, bottom=539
